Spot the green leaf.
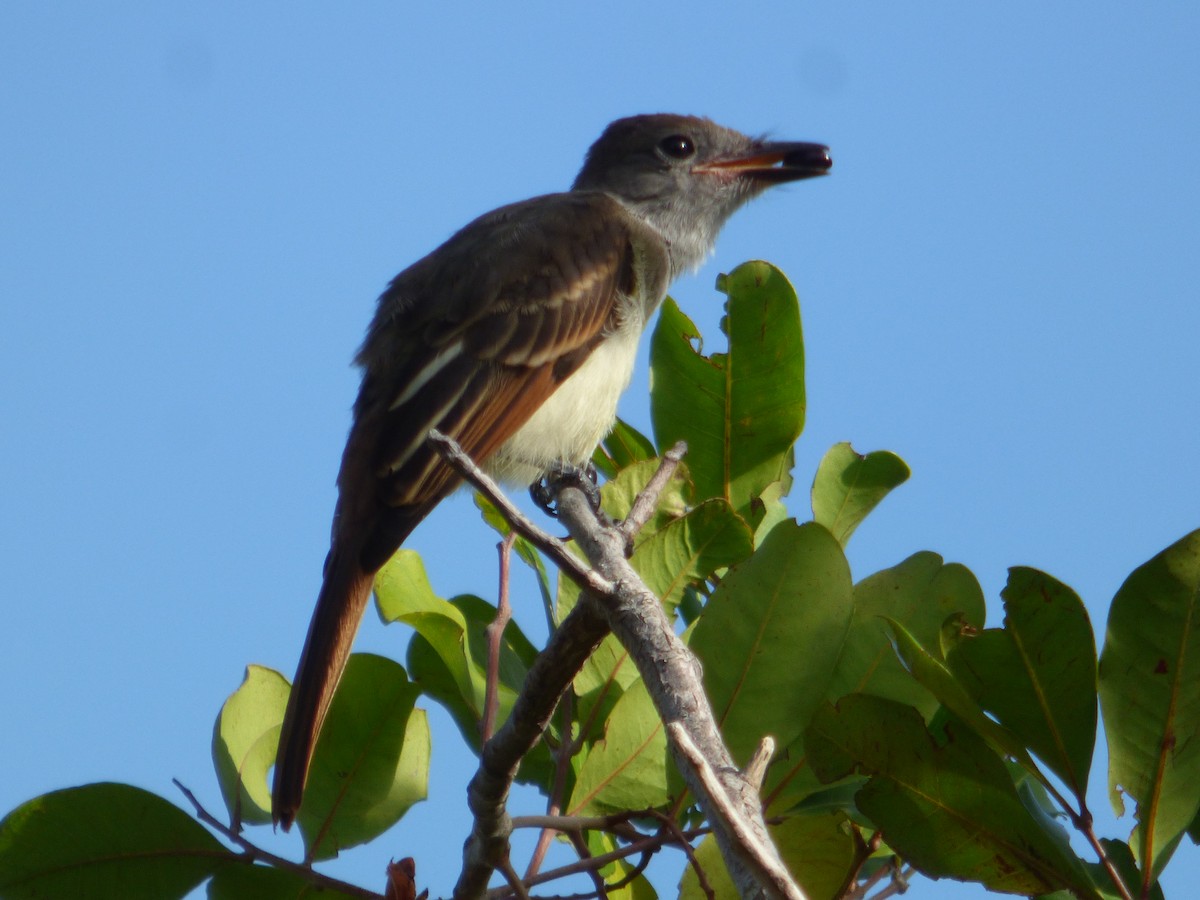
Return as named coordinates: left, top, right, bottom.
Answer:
left=828, top=552, right=985, bottom=718
left=403, top=593, right=551, bottom=786
left=206, top=863, right=363, bottom=899
left=376, top=548, right=486, bottom=718
left=948, top=567, right=1098, bottom=801
left=784, top=778, right=869, bottom=820
left=632, top=499, right=754, bottom=608
left=691, top=521, right=853, bottom=764
left=1090, top=839, right=1162, bottom=900
left=679, top=813, right=856, bottom=900
left=0, top=783, right=229, bottom=900
left=211, top=665, right=290, bottom=825
left=806, top=695, right=1098, bottom=898
left=751, top=479, right=792, bottom=546
left=569, top=680, right=669, bottom=815
left=650, top=261, right=805, bottom=519
left=298, top=654, right=429, bottom=860
left=769, top=813, right=858, bottom=899
left=1099, top=527, right=1200, bottom=881
left=593, top=416, right=659, bottom=478
left=1039, top=840, right=1161, bottom=900
left=886, top=618, right=1040, bottom=774
left=405, top=626, right=478, bottom=743
left=810, top=442, right=909, bottom=546
left=377, top=550, right=535, bottom=734
left=598, top=456, right=691, bottom=536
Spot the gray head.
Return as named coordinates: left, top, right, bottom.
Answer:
left=572, top=114, right=831, bottom=275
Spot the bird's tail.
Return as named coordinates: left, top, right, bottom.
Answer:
left=272, top=546, right=377, bottom=830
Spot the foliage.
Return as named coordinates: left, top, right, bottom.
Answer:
left=2, top=261, right=1198, bottom=899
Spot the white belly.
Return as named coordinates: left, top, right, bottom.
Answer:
left=484, top=312, right=645, bottom=485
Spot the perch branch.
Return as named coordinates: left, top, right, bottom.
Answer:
left=434, top=433, right=684, bottom=900
left=552, top=475, right=807, bottom=900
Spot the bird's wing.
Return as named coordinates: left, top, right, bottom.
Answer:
left=344, top=190, right=668, bottom=568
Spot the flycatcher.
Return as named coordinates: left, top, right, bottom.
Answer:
left=273, top=113, right=832, bottom=827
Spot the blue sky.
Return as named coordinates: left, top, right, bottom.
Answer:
left=2, top=3, right=1197, bottom=898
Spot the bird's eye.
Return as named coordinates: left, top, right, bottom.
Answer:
left=658, top=134, right=696, bottom=160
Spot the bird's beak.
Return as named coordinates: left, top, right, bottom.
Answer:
left=695, top=141, right=832, bottom=184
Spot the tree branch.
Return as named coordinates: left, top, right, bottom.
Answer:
left=451, top=593, right=610, bottom=900
left=434, top=432, right=802, bottom=900
left=428, top=431, right=611, bottom=596
left=487, top=824, right=710, bottom=899
left=552, top=479, right=807, bottom=900
left=173, top=780, right=384, bottom=900
left=618, top=441, right=688, bottom=542
left=483, top=533, right=518, bottom=742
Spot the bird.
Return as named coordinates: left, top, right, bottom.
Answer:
left=272, top=113, right=832, bottom=828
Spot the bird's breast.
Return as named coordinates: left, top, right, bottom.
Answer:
left=483, top=301, right=647, bottom=486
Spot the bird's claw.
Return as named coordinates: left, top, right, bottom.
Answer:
left=529, top=460, right=605, bottom=520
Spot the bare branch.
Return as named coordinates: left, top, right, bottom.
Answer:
left=428, top=430, right=610, bottom=596
left=669, top=725, right=805, bottom=900
left=866, top=864, right=913, bottom=900
left=497, top=856, right=533, bottom=900
left=173, top=780, right=383, bottom=900
left=618, top=441, right=688, bottom=542
left=483, top=533, right=518, bottom=742
left=487, top=825, right=710, bottom=900
left=649, top=809, right=715, bottom=900
left=434, top=433, right=792, bottom=899
left=743, top=737, right=776, bottom=793
left=452, top=595, right=610, bottom=900
left=841, top=830, right=883, bottom=900
left=553, top=479, right=807, bottom=900
left=564, top=828, right=611, bottom=899
left=523, top=692, right=575, bottom=882
left=515, top=820, right=653, bottom=848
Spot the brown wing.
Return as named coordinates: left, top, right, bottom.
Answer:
left=273, top=191, right=651, bottom=828
left=342, top=190, right=643, bottom=571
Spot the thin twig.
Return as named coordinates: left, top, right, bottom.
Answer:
left=497, top=855, right=534, bottom=900
left=1025, top=767, right=1133, bottom=900
left=173, top=780, right=383, bottom=900
left=513, top=812, right=643, bottom=833
left=618, top=441, right=687, bottom=543
left=840, top=830, right=882, bottom=899
left=742, top=736, right=776, bottom=793
left=761, top=754, right=807, bottom=810
left=866, top=864, right=912, bottom=900
left=565, top=829, right=610, bottom=900
left=594, top=847, right=654, bottom=895
left=649, top=809, right=714, bottom=900
left=524, top=691, right=574, bottom=882
left=487, top=825, right=711, bottom=899
left=453, top=595, right=610, bottom=900
left=429, top=430, right=611, bottom=595
left=523, top=808, right=559, bottom=882
left=1069, top=805, right=1133, bottom=900
left=483, top=532, right=518, bottom=742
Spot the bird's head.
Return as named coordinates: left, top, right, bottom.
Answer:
left=572, top=114, right=831, bottom=274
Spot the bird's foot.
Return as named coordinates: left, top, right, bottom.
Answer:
left=530, top=460, right=605, bottom=520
